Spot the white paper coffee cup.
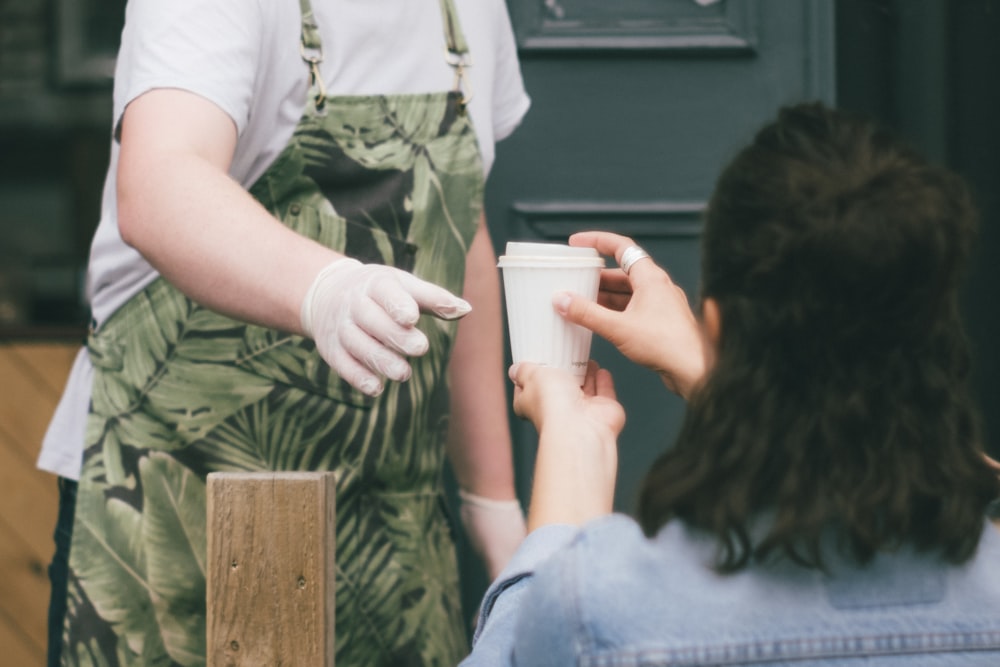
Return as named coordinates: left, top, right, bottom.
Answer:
left=497, top=241, right=604, bottom=384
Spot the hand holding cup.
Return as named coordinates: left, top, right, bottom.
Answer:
left=554, top=231, right=711, bottom=399
left=509, top=361, right=625, bottom=530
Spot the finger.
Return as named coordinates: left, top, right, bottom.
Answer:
left=619, top=251, right=657, bottom=280
left=594, top=367, right=617, bottom=401
left=581, top=360, right=599, bottom=396
left=571, top=232, right=659, bottom=284
left=339, top=325, right=412, bottom=383
left=325, top=345, right=385, bottom=397
left=568, top=231, right=637, bottom=258
left=365, top=274, right=422, bottom=326
left=511, top=383, right=526, bottom=418
left=552, top=291, right=621, bottom=342
left=597, top=288, right=631, bottom=312
left=510, top=362, right=542, bottom=420
left=352, top=297, right=430, bottom=357
left=397, top=271, right=472, bottom=320
left=509, top=361, right=541, bottom=388
left=599, top=268, right=632, bottom=295
left=508, top=363, right=519, bottom=385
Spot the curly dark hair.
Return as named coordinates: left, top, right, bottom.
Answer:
left=637, top=102, right=1000, bottom=571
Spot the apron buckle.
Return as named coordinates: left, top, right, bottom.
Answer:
left=444, top=49, right=473, bottom=110
left=301, top=43, right=328, bottom=110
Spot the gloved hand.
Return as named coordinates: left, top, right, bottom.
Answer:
left=301, top=258, right=471, bottom=396
left=459, top=489, right=528, bottom=580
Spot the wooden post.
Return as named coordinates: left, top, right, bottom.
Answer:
left=207, top=472, right=336, bottom=667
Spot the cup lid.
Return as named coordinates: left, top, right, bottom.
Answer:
left=496, top=255, right=605, bottom=268
left=503, top=241, right=599, bottom=259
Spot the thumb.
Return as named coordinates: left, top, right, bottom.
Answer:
left=553, top=291, right=616, bottom=340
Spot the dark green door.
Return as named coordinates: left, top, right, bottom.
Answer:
left=462, top=0, right=836, bottom=615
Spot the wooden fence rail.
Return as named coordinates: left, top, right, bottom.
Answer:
left=207, top=471, right=337, bottom=667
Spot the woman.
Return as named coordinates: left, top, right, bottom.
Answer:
left=464, top=103, right=1000, bottom=665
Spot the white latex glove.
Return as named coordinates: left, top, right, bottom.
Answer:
left=301, top=258, right=471, bottom=396
left=459, top=489, right=528, bottom=580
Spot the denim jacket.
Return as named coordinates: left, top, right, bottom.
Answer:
left=463, top=514, right=1000, bottom=666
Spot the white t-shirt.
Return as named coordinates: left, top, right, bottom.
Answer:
left=38, top=0, right=530, bottom=480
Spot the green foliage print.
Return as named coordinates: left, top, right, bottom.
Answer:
left=67, top=453, right=206, bottom=666
left=64, top=43, right=481, bottom=667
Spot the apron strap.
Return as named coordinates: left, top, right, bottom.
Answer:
left=299, top=0, right=323, bottom=53
left=439, top=0, right=470, bottom=57
left=299, top=0, right=327, bottom=109
left=296, top=0, right=474, bottom=110
left=439, top=0, right=473, bottom=107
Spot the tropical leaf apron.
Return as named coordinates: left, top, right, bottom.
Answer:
left=61, top=0, right=483, bottom=664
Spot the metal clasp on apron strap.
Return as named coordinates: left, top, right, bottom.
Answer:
left=445, top=49, right=473, bottom=111
left=301, top=41, right=327, bottom=111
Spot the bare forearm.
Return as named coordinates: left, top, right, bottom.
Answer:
left=526, top=422, right=617, bottom=531
left=447, top=217, right=517, bottom=499
left=117, top=89, right=341, bottom=334
left=120, top=155, right=339, bottom=333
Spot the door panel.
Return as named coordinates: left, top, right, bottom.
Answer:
left=456, top=0, right=836, bottom=629
left=486, top=0, right=835, bottom=512
left=513, top=0, right=758, bottom=51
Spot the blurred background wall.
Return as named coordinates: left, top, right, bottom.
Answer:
left=0, top=1, right=997, bottom=663
left=1, top=1, right=121, bottom=663
left=835, top=0, right=1000, bottom=459
left=0, top=0, right=123, bottom=332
